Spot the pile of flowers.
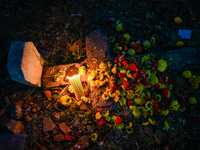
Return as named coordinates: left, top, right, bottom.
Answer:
left=89, top=53, right=191, bottom=132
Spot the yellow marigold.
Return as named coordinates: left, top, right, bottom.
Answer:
left=129, top=122, right=133, bottom=127
left=120, top=69, right=127, bottom=74
left=126, top=126, right=133, bottom=134
left=175, top=41, right=184, bottom=47
left=68, top=85, right=74, bottom=93
left=160, top=109, right=169, bottom=116
left=170, top=100, right=180, bottom=111
left=174, top=17, right=182, bottom=24
left=116, top=122, right=124, bottom=130
left=135, top=83, right=144, bottom=92
left=164, top=121, right=169, bottom=130
left=143, top=40, right=151, bottom=48
left=107, top=61, right=112, bottom=68
left=119, top=96, right=127, bottom=106
left=123, top=33, right=131, bottom=41
left=99, top=62, right=108, bottom=71
left=145, top=101, right=153, bottom=110
left=59, top=95, right=72, bottom=106
left=142, top=122, right=150, bottom=126
left=116, top=24, right=123, bottom=32
left=106, top=116, right=111, bottom=122
left=182, top=70, right=192, bottom=78
left=150, top=72, right=159, bottom=85
left=134, top=97, right=143, bottom=105
left=90, top=80, right=95, bottom=87
left=102, top=111, right=109, bottom=117
left=79, top=66, right=86, bottom=75
left=157, top=59, right=167, bottom=72
left=111, top=64, right=117, bottom=74
left=188, top=97, right=197, bottom=104
left=131, top=106, right=141, bottom=117
left=81, top=96, right=89, bottom=103
left=148, top=118, right=156, bottom=125
left=114, top=95, right=120, bottom=102
left=91, top=133, right=98, bottom=141
left=95, top=112, right=102, bottom=120
left=112, top=115, right=117, bottom=122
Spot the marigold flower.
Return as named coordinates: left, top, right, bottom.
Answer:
left=164, top=121, right=169, bottom=130
left=143, top=40, right=151, bottom=48
left=170, top=100, right=180, bottom=111
left=174, top=17, right=182, bottom=24
left=148, top=118, right=156, bottom=125
left=116, top=24, right=123, bottom=32
left=106, top=116, right=111, bottom=122
left=142, top=122, right=150, bottom=126
left=116, top=116, right=122, bottom=124
left=91, top=133, right=98, bottom=141
left=116, top=122, right=124, bottom=130
left=95, top=112, right=102, bottom=120
left=182, top=70, right=192, bottom=78
left=145, top=101, right=153, bottom=110
left=65, top=134, right=71, bottom=140
left=157, top=59, right=167, bottom=72
left=188, top=97, right=197, bottom=104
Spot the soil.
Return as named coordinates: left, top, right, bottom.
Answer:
left=0, top=0, right=200, bottom=150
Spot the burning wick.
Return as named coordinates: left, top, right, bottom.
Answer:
left=66, top=74, right=85, bottom=100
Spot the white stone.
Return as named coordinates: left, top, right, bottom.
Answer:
left=7, top=41, right=43, bottom=87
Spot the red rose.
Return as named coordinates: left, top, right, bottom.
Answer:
left=116, top=116, right=122, bottom=124
left=99, top=108, right=103, bottom=113
left=114, top=59, right=117, bottom=64
left=140, top=71, right=146, bottom=79
left=153, top=101, right=160, bottom=109
left=124, top=81, right=129, bottom=88
left=65, top=135, right=71, bottom=140
left=124, top=46, right=128, bottom=50
left=162, top=72, right=168, bottom=78
left=137, top=79, right=141, bottom=84
left=135, top=68, right=140, bottom=72
left=122, top=60, right=127, bottom=66
left=134, top=43, right=141, bottom=47
left=163, top=88, right=168, bottom=97
left=130, top=63, right=136, bottom=71
left=143, top=81, right=150, bottom=86
left=128, top=99, right=132, bottom=106
left=125, top=64, right=130, bottom=69
left=118, top=72, right=125, bottom=78
left=134, top=73, right=139, bottom=79
left=111, top=86, right=118, bottom=90
left=129, top=84, right=135, bottom=90
left=104, top=102, right=107, bottom=106
left=99, top=118, right=106, bottom=126
left=159, top=78, right=164, bottom=83
left=151, top=60, right=158, bottom=67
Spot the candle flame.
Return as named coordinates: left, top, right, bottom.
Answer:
left=66, top=74, right=80, bottom=80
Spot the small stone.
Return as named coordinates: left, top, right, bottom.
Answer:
left=34, top=92, right=43, bottom=100
left=52, top=112, right=61, bottom=122
left=7, top=41, right=43, bottom=87
left=87, top=125, right=94, bottom=133
left=36, top=106, right=41, bottom=111
left=43, top=90, right=51, bottom=100
left=44, top=110, right=52, bottom=117
left=0, top=96, right=10, bottom=109
left=32, top=113, right=37, bottom=120
left=6, top=119, right=24, bottom=134
left=82, top=120, right=87, bottom=125
left=73, top=135, right=89, bottom=150
left=32, top=108, right=37, bottom=113
left=144, top=126, right=153, bottom=137
left=45, top=103, right=52, bottom=110
left=11, top=103, right=23, bottom=119
left=26, top=115, right=33, bottom=122
left=59, top=122, right=70, bottom=134
left=53, top=134, right=66, bottom=142
left=43, top=117, right=56, bottom=132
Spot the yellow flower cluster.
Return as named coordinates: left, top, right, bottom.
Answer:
left=182, top=70, right=200, bottom=89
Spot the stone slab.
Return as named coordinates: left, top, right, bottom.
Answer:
left=42, top=63, right=89, bottom=88
left=7, top=41, right=43, bottom=87
left=84, top=29, right=113, bottom=70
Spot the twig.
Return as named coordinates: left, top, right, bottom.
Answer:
left=0, top=101, right=11, bottom=117
left=23, top=86, right=37, bottom=100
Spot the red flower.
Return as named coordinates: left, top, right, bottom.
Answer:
left=132, top=79, right=137, bottom=83
left=122, top=60, right=127, bottom=66
left=164, top=144, right=171, bottom=150
left=151, top=60, right=157, bottom=67
left=111, top=86, right=118, bottom=90
left=163, top=88, right=169, bottom=97
left=124, top=81, right=129, bottom=88
left=125, top=64, right=130, bottom=69
left=130, top=63, right=136, bottom=71
left=111, top=76, right=117, bottom=84
left=140, top=71, right=146, bottom=79
left=118, top=72, right=125, bottom=78
left=134, top=73, right=139, bottom=79
left=129, top=84, right=135, bottom=90
left=134, top=43, right=141, bottom=47
left=135, top=68, right=140, bottom=72
left=99, top=108, right=103, bottom=113
left=124, top=46, right=128, bottom=50
left=118, top=54, right=125, bottom=62
left=104, top=102, right=107, bottom=106
left=154, top=83, right=160, bottom=89
left=114, top=59, right=117, bottom=64
left=137, top=79, right=141, bottom=84
left=143, top=81, right=150, bottom=86
left=164, top=97, right=170, bottom=103
left=116, top=116, right=122, bottom=124
left=99, top=118, right=106, bottom=126
left=65, top=134, right=71, bottom=140
left=153, top=101, right=160, bottom=109
left=128, top=99, right=132, bottom=106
